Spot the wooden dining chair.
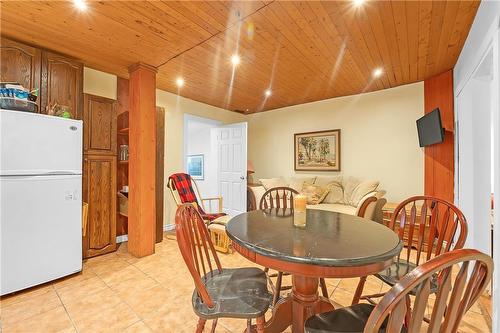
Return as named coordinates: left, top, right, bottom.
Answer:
left=175, top=204, right=272, bottom=333
left=259, top=187, right=330, bottom=305
left=305, top=248, right=492, bottom=333
left=352, top=196, right=468, bottom=312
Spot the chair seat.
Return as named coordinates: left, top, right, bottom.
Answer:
left=375, top=259, right=438, bottom=295
left=305, top=303, right=406, bottom=333
left=211, top=215, right=231, bottom=225
left=192, top=267, right=272, bottom=320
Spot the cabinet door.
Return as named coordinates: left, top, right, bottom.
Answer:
left=83, top=94, right=117, bottom=155
left=0, top=38, right=41, bottom=109
left=41, top=51, right=83, bottom=119
left=83, top=155, right=117, bottom=258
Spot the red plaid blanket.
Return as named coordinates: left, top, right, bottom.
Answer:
left=168, top=173, right=226, bottom=222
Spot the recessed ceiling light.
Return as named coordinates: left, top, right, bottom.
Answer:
left=73, top=0, right=87, bottom=11
left=176, top=77, right=184, bottom=87
left=265, top=89, right=272, bottom=97
left=231, top=54, right=241, bottom=66
left=373, top=68, right=383, bottom=78
left=353, top=0, right=365, bottom=7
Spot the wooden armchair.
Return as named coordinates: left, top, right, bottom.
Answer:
left=167, top=176, right=225, bottom=223
left=305, top=248, right=492, bottom=333
left=168, top=173, right=231, bottom=253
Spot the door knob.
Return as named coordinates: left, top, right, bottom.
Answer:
left=240, top=176, right=245, bottom=180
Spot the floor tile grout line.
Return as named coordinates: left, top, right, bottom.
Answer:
left=97, top=269, right=147, bottom=329
left=0, top=284, right=62, bottom=327
left=54, top=286, right=80, bottom=333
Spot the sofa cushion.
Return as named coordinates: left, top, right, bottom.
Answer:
left=288, top=176, right=316, bottom=193
left=307, top=203, right=357, bottom=215
left=342, top=176, right=361, bottom=205
left=259, top=177, right=287, bottom=190
left=314, top=176, right=343, bottom=187
left=316, top=176, right=343, bottom=204
left=350, top=180, right=380, bottom=206
left=250, top=185, right=267, bottom=209
left=301, top=184, right=330, bottom=205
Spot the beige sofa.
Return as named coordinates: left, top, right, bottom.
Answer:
left=248, top=175, right=386, bottom=222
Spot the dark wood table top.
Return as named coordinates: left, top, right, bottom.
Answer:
left=227, top=209, right=402, bottom=268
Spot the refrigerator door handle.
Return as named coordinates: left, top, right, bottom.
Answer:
left=44, top=171, right=81, bottom=175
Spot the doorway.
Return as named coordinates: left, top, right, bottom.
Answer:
left=183, top=114, right=248, bottom=216
left=455, top=33, right=499, bottom=331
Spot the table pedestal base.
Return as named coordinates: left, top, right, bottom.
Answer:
left=264, top=275, right=334, bottom=333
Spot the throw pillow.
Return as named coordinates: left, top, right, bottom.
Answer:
left=350, top=180, right=380, bottom=206
left=315, top=176, right=343, bottom=204
left=301, top=184, right=330, bottom=205
left=288, top=176, right=316, bottom=192
left=259, top=177, right=287, bottom=190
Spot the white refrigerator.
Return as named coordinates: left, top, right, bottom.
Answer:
left=0, top=110, right=83, bottom=295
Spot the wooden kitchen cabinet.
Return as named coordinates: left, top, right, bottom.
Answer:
left=83, top=155, right=117, bottom=257
left=41, top=50, right=83, bottom=118
left=0, top=38, right=41, bottom=109
left=83, top=94, right=117, bottom=155
left=0, top=37, right=83, bottom=118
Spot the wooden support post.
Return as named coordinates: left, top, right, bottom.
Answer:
left=128, top=63, right=157, bottom=257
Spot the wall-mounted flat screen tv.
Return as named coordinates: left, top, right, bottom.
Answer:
left=416, top=108, right=445, bottom=147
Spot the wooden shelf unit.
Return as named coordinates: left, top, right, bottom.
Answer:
left=117, top=111, right=129, bottom=237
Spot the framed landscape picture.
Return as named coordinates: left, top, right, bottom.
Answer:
left=187, top=154, right=204, bottom=180
left=294, top=129, right=341, bottom=171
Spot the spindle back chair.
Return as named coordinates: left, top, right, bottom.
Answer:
left=258, top=186, right=330, bottom=305
left=175, top=203, right=222, bottom=309
left=305, top=249, right=492, bottom=333
left=389, top=196, right=468, bottom=265
left=364, top=249, right=492, bottom=333
left=259, top=186, right=299, bottom=210
left=175, top=204, right=271, bottom=333
left=353, top=196, right=468, bottom=305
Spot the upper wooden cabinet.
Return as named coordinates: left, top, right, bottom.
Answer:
left=41, top=51, right=83, bottom=119
left=0, top=38, right=83, bottom=117
left=83, top=94, right=117, bottom=155
left=0, top=38, right=41, bottom=108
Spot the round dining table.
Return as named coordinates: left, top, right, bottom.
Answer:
left=226, top=208, right=403, bottom=333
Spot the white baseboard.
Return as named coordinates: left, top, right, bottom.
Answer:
left=116, top=234, right=128, bottom=243
left=164, top=224, right=175, bottom=231
left=116, top=224, right=175, bottom=243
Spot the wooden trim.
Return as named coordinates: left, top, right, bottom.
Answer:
left=128, top=62, right=158, bottom=74
left=128, top=63, right=157, bottom=258
left=424, top=70, right=454, bottom=202
left=357, top=196, right=378, bottom=218
left=155, top=106, right=165, bottom=243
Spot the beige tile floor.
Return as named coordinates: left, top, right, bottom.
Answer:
left=0, top=232, right=492, bottom=333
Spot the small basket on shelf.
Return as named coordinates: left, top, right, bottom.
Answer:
left=117, top=191, right=129, bottom=217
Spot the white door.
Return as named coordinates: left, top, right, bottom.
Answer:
left=215, top=123, right=247, bottom=216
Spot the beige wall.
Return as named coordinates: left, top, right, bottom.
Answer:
left=83, top=68, right=246, bottom=226
left=84, top=67, right=424, bottom=222
left=247, top=82, right=424, bottom=202
left=156, top=90, right=246, bottom=225
left=83, top=67, right=117, bottom=100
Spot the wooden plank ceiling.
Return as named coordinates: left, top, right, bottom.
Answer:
left=1, top=1, right=479, bottom=113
